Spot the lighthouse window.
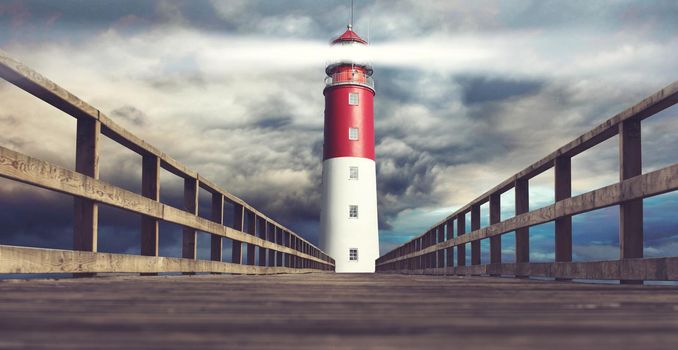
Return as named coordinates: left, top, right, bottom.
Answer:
left=348, top=92, right=359, bottom=106
left=349, top=205, right=359, bottom=218
left=348, top=127, right=359, bottom=141
left=349, top=166, right=359, bottom=180
left=349, top=248, right=358, bottom=261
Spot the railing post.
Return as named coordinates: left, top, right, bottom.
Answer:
left=555, top=156, right=572, bottom=281
left=285, top=232, right=292, bottom=267
left=231, top=204, right=244, bottom=264
left=73, top=117, right=100, bottom=253
left=437, top=225, right=445, bottom=268
left=456, top=214, right=466, bottom=272
left=210, top=192, right=224, bottom=263
left=619, top=119, right=643, bottom=284
left=276, top=227, right=284, bottom=267
left=258, top=217, right=267, bottom=267
left=140, top=154, right=160, bottom=276
left=489, top=193, right=501, bottom=276
left=515, top=178, right=530, bottom=274
left=73, top=117, right=100, bottom=278
left=446, top=220, right=454, bottom=270
left=471, top=204, right=481, bottom=267
left=267, top=222, right=276, bottom=266
left=245, top=211, right=256, bottom=265
left=182, top=177, right=198, bottom=268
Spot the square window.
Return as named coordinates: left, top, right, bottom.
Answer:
left=349, top=248, right=358, bottom=261
left=348, top=93, right=359, bottom=106
left=349, top=205, right=358, bottom=218
left=349, top=166, right=359, bottom=180
left=348, top=127, right=359, bottom=141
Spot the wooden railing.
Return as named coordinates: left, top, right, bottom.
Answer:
left=376, top=81, right=678, bottom=284
left=0, top=50, right=334, bottom=275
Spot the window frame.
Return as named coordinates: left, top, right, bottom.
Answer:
left=349, top=166, right=359, bottom=180
left=348, top=127, right=359, bottom=141
left=349, top=205, right=359, bottom=219
left=348, top=92, right=359, bottom=106
left=349, top=248, right=359, bottom=261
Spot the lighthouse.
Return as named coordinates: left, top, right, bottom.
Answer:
left=319, top=24, right=379, bottom=273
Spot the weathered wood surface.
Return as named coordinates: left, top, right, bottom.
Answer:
left=0, top=274, right=677, bottom=349
left=0, top=245, right=318, bottom=275
left=0, top=146, right=330, bottom=266
left=0, top=49, right=325, bottom=259
left=378, top=163, right=678, bottom=266
left=379, top=257, right=678, bottom=281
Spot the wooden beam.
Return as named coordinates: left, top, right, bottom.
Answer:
left=267, top=222, right=276, bottom=266
left=445, top=220, right=454, bottom=267
left=231, top=204, right=244, bottom=265
left=182, top=177, right=198, bottom=262
left=246, top=211, right=256, bottom=266
left=0, top=245, right=322, bottom=275
left=619, top=119, right=643, bottom=284
left=258, top=217, right=268, bottom=267
left=471, top=205, right=481, bottom=266
left=140, top=155, right=160, bottom=258
left=489, top=193, right=501, bottom=269
left=456, top=214, right=466, bottom=268
left=554, top=156, right=572, bottom=264
left=514, top=179, right=529, bottom=267
left=210, top=192, right=224, bottom=262
left=73, top=117, right=100, bottom=253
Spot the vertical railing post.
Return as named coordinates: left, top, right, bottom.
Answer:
left=182, top=177, right=198, bottom=269
left=267, top=222, right=276, bottom=266
left=276, top=227, right=283, bottom=267
left=555, top=156, right=572, bottom=281
left=446, top=220, right=454, bottom=270
left=140, top=154, right=160, bottom=276
left=489, top=193, right=501, bottom=276
left=246, top=211, right=256, bottom=265
left=73, top=117, right=100, bottom=278
left=515, top=178, right=530, bottom=277
left=73, top=117, right=100, bottom=253
left=285, top=232, right=292, bottom=267
left=619, top=119, right=643, bottom=284
left=258, top=218, right=268, bottom=267
left=231, top=204, right=244, bottom=264
left=210, top=192, right=224, bottom=263
left=437, top=225, right=445, bottom=268
left=471, top=204, right=481, bottom=267
left=456, top=214, right=466, bottom=272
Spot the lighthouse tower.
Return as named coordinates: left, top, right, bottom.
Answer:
left=319, top=24, right=379, bottom=273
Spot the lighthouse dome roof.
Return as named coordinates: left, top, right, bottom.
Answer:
left=331, top=25, right=368, bottom=45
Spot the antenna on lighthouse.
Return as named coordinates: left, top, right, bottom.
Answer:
left=350, top=0, right=354, bottom=29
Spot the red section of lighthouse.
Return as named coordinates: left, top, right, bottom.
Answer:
left=319, top=25, right=379, bottom=273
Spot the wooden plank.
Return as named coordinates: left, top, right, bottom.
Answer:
left=231, top=204, right=244, bottom=265
left=456, top=214, right=466, bottom=267
left=619, top=119, right=643, bottom=284
left=555, top=156, right=572, bottom=264
left=210, top=193, right=224, bottom=262
left=381, top=80, right=678, bottom=255
left=489, top=193, right=501, bottom=268
left=471, top=205, right=481, bottom=266
left=377, top=164, right=678, bottom=267
left=267, top=222, right=276, bottom=266
left=258, top=217, right=268, bottom=267
left=73, top=117, right=100, bottom=253
left=140, top=155, right=160, bottom=257
left=246, top=211, right=256, bottom=266
left=182, top=177, right=198, bottom=261
left=514, top=178, right=529, bottom=266
left=0, top=245, right=319, bottom=275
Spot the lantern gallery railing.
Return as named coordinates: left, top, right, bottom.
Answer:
left=324, top=72, right=374, bottom=90
left=376, top=81, right=678, bottom=284
left=0, top=50, right=334, bottom=276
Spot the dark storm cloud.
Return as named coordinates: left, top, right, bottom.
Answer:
left=458, top=76, right=543, bottom=105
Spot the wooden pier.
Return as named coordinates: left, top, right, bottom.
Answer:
left=1, top=273, right=677, bottom=349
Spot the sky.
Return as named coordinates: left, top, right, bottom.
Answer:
left=0, top=0, right=677, bottom=264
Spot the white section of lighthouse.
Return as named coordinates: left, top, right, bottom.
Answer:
left=319, top=25, right=379, bottom=273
